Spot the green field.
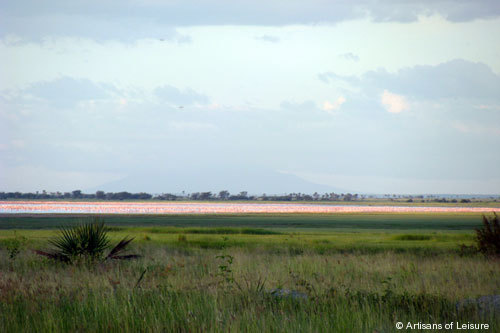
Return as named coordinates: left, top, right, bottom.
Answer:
left=0, top=213, right=498, bottom=332
left=0, top=212, right=486, bottom=230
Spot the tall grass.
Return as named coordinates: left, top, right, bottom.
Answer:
left=1, top=240, right=499, bottom=332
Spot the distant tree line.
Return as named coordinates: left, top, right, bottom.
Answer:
left=0, top=190, right=358, bottom=201
left=0, top=190, right=492, bottom=202
left=0, top=190, right=152, bottom=201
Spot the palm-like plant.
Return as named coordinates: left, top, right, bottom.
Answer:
left=35, top=218, right=139, bottom=263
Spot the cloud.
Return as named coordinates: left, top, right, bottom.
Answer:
left=365, top=59, right=500, bottom=101
left=323, top=97, right=346, bottom=113
left=0, top=13, right=192, bottom=42
left=256, top=35, right=280, bottom=43
left=176, top=35, right=192, bottom=44
left=452, top=121, right=500, bottom=136
left=317, top=72, right=359, bottom=85
left=0, top=164, right=124, bottom=192
left=155, top=85, right=209, bottom=106
left=339, top=52, right=359, bottom=62
left=319, top=59, right=500, bottom=102
left=288, top=170, right=500, bottom=195
left=381, top=90, right=409, bottom=113
left=1, top=1, right=499, bottom=42
left=24, top=77, right=115, bottom=108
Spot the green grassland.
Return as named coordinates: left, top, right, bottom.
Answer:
left=0, top=213, right=499, bottom=332
left=0, top=212, right=487, bottom=230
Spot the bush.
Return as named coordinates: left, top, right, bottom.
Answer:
left=35, top=217, right=139, bottom=264
left=3, top=233, right=28, bottom=260
left=476, top=213, right=500, bottom=256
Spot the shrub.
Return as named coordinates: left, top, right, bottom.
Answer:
left=35, top=217, right=139, bottom=264
left=476, top=213, right=500, bottom=256
left=4, top=233, right=28, bottom=261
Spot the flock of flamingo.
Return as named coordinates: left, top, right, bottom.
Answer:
left=1, top=201, right=499, bottom=214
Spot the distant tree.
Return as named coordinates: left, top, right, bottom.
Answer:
left=199, top=192, right=213, bottom=200
left=218, top=190, right=230, bottom=200
left=114, top=192, right=132, bottom=200
left=96, top=191, right=105, bottom=199
left=136, top=192, right=152, bottom=200
left=71, top=190, right=82, bottom=199
left=329, top=192, right=339, bottom=201
left=159, top=193, right=178, bottom=201
left=343, top=193, right=353, bottom=201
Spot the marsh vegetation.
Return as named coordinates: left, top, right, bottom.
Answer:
left=0, top=214, right=499, bottom=332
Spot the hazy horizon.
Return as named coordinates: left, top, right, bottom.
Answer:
left=1, top=1, right=500, bottom=195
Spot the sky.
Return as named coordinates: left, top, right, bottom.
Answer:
left=1, top=0, right=500, bottom=195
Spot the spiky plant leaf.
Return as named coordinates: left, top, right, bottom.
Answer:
left=110, top=254, right=142, bottom=260
left=78, top=221, right=110, bottom=259
left=32, top=250, right=70, bottom=263
left=107, top=237, right=139, bottom=259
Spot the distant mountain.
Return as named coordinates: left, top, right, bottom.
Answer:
left=86, top=166, right=349, bottom=195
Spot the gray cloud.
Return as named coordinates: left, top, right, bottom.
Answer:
left=1, top=1, right=499, bottom=41
left=24, top=77, right=116, bottom=108
left=318, top=72, right=359, bottom=85
left=2, top=78, right=499, bottom=193
left=0, top=15, right=191, bottom=42
left=155, top=85, right=209, bottom=106
left=339, top=52, right=360, bottom=62
left=319, top=59, right=500, bottom=101
left=365, top=60, right=500, bottom=100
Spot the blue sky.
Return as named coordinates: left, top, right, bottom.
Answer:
left=1, top=1, right=499, bottom=194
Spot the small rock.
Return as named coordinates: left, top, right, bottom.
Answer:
left=269, top=288, right=308, bottom=300
left=456, top=295, right=500, bottom=317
